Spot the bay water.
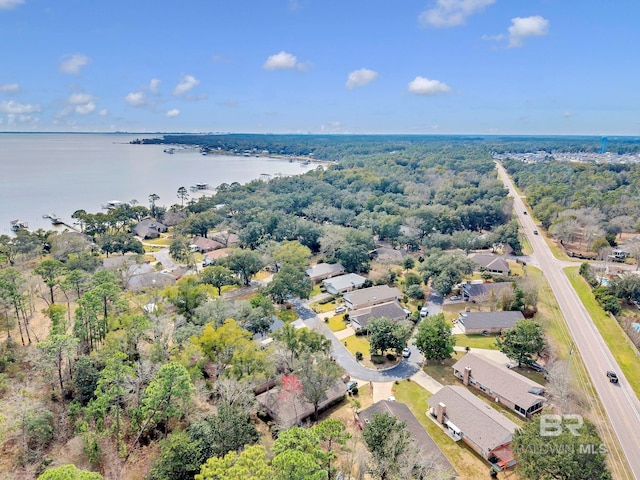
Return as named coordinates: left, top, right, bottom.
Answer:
left=0, top=133, right=317, bottom=235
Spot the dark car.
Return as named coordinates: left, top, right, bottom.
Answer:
left=533, top=230, right=539, bottom=235
left=607, top=371, right=619, bottom=383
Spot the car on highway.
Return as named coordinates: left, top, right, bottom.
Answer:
left=533, top=230, right=539, bottom=235
left=523, top=211, right=527, bottom=215
left=607, top=371, right=619, bottom=383
left=402, top=347, right=411, bottom=358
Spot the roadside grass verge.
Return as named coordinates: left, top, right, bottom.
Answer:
left=454, top=334, right=498, bottom=350
left=393, top=380, right=511, bottom=479
left=565, top=266, right=640, bottom=399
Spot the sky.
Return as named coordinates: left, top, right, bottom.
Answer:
left=1, top=0, right=639, bottom=135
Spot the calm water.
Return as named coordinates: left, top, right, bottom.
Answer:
left=0, top=133, right=318, bottom=235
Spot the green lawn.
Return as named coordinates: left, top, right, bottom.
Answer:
left=393, top=380, right=507, bottom=479
left=566, top=266, right=640, bottom=398
left=454, top=334, right=499, bottom=350
left=342, top=334, right=371, bottom=357
left=310, top=301, right=338, bottom=314
left=143, top=236, right=171, bottom=246
left=422, top=352, right=465, bottom=385
left=326, top=314, right=348, bottom=332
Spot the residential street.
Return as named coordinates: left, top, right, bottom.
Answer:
left=497, top=163, right=640, bottom=479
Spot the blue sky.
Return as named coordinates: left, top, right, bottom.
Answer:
left=1, top=0, right=638, bottom=135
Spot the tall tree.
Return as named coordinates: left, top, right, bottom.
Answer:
left=200, top=265, right=238, bottom=296
left=497, top=319, right=545, bottom=367
left=367, top=317, right=411, bottom=357
left=177, top=186, right=189, bottom=207
left=362, top=412, right=412, bottom=480
left=38, top=464, right=103, bottom=480
left=195, top=445, right=273, bottom=480
left=148, top=193, right=160, bottom=218
left=512, top=414, right=611, bottom=480
left=297, top=352, right=343, bottom=421
left=266, top=263, right=313, bottom=304
left=223, top=249, right=263, bottom=286
left=414, top=313, right=456, bottom=364
left=37, top=333, right=78, bottom=395
left=35, top=259, right=67, bottom=304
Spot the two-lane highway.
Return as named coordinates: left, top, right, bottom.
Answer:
left=497, top=163, right=640, bottom=479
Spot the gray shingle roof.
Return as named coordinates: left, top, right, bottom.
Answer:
left=471, top=254, right=510, bottom=274
left=428, top=386, right=517, bottom=454
left=343, top=285, right=402, bottom=309
left=452, top=352, right=545, bottom=410
left=458, top=311, right=524, bottom=330
left=350, top=301, right=407, bottom=329
left=305, top=263, right=345, bottom=280
left=322, top=273, right=367, bottom=293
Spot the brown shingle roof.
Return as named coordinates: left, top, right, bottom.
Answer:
left=452, top=353, right=545, bottom=410
left=428, top=386, right=517, bottom=454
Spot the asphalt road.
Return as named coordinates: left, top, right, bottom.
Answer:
left=497, top=163, right=640, bottom=479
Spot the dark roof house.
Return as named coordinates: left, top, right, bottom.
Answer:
left=461, top=281, right=513, bottom=303
left=457, top=311, right=524, bottom=335
left=452, top=352, right=545, bottom=418
left=428, top=386, right=518, bottom=470
left=471, top=254, right=510, bottom=275
left=358, top=400, right=458, bottom=478
left=349, top=301, right=410, bottom=331
left=132, top=219, right=168, bottom=239
left=191, top=236, right=224, bottom=253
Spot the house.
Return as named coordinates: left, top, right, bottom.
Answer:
left=210, top=230, right=240, bottom=247
left=609, top=247, right=631, bottom=262
left=457, top=311, right=524, bottom=335
left=369, top=247, right=404, bottom=264
left=349, top=301, right=410, bottom=331
left=203, top=248, right=230, bottom=266
left=461, top=281, right=513, bottom=303
left=322, top=273, right=367, bottom=295
left=428, top=386, right=518, bottom=470
left=343, top=285, right=402, bottom=310
left=256, top=379, right=347, bottom=428
left=132, top=219, right=168, bottom=239
left=471, top=254, right=511, bottom=275
left=305, top=263, right=345, bottom=283
left=452, top=352, right=545, bottom=418
left=358, top=400, right=458, bottom=478
left=191, top=236, right=224, bottom=253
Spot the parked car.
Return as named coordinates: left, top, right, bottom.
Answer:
left=335, top=306, right=346, bottom=313
left=607, top=371, right=619, bottom=383
left=402, top=347, right=411, bottom=358
left=530, top=362, right=546, bottom=373
left=346, top=381, right=358, bottom=394
left=420, top=306, right=429, bottom=317
left=450, top=295, right=461, bottom=301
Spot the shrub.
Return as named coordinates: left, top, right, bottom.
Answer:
left=406, top=284, right=425, bottom=299
left=355, top=351, right=363, bottom=361
left=371, top=355, right=385, bottom=364
left=349, top=386, right=359, bottom=395
left=386, top=353, right=396, bottom=361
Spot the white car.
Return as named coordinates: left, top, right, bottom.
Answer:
left=402, top=347, right=411, bottom=358
left=335, top=306, right=346, bottom=313
left=450, top=295, right=461, bottom=301
left=420, top=306, right=429, bottom=317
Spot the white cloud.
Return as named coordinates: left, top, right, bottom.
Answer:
left=0, top=83, right=19, bottom=93
left=173, top=75, right=200, bottom=96
left=99, top=109, right=108, bottom=116
left=75, top=102, right=96, bottom=115
left=408, top=76, right=452, bottom=96
left=0, top=0, right=24, bottom=10
left=419, top=0, right=495, bottom=28
left=68, top=92, right=95, bottom=104
left=59, top=54, right=90, bottom=75
left=124, top=91, right=145, bottom=106
left=149, top=78, right=161, bottom=93
left=508, top=16, right=549, bottom=47
left=263, top=51, right=298, bottom=70
left=346, top=68, right=379, bottom=89
left=0, top=100, right=41, bottom=114
left=166, top=109, right=180, bottom=118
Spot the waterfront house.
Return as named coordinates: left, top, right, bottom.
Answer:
left=428, top=386, right=518, bottom=470
left=132, top=219, right=168, bottom=239
left=452, top=352, right=545, bottom=418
